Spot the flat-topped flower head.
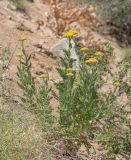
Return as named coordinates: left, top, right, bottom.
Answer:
left=39, top=74, right=49, bottom=79
left=95, top=52, right=104, bottom=57
left=85, top=58, right=98, bottom=64
left=66, top=68, right=75, bottom=72
left=63, top=29, right=78, bottom=38
left=80, top=47, right=90, bottom=52
left=66, top=72, right=74, bottom=77
left=18, top=36, right=28, bottom=41
left=113, top=81, right=121, bottom=87
left=44, top=66, right=50, bottom=70
left=16, top=52, right=24, bottom=58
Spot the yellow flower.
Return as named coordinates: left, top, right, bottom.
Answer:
left=66, top=73, right=74, bottom=77
left=80, top=47, right=90, bottom=52
left=95, top=52, right=104, bottom=57
left=63, top=29, right=78, bottom=38
left=16, top=52, right=24, bottom=58
left=113, top=82, right=121, bottom=87
left=85, top=58, right=98, bottom=64
left=18, top=36, right=28, bottom=41
left=67, top=68, right=75, bottom=72
left=39, top=74, right=49, bottom=79
left=44, top=66, right=50, bottom=70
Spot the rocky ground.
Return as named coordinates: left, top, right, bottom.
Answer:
left=0, top=0, right=124, bottom=91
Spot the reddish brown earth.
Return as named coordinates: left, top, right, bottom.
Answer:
left=0, top=0, right=124, bottom=96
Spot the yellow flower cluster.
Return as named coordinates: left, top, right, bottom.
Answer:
left=18, top=36, right=28, bottom=41
left=66, top=68, right=75, bottom=77
left=44, top=66, right=50, bottom=70
left=16, top=52, right=24, bottom=58
left=113, top=82, right=121, bottom=87
left=63, top=29, right=78, bottom=38
left=80, top=47, right=90, bottom=52
left=66, top=73, right=74, bottom=77
left=67, top=68, right=75, bottom=72
left=85, top=58, right=98, bottom=64
left=95, top=52, right=104, bottom=57
left=39, top=74, right=49, bottom=79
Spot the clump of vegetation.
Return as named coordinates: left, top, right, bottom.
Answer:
left=10, top=0, right=34, bottom=11
left=0, top=30, right=129, bottom=159
left=11, top=0, right=25, bottom=12
left=17, top=36, right=53, bottom=130
left=15, top=31, right=131, bottom=159
left=0, top=105, right=43, bottom=160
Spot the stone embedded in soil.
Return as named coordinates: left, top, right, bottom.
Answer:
left=42, top=50, right=56, bottom=59
left=35, top=70, right=44, bottom=75
left=36, top=48, right=41, bottom=53
left=36, top=44, right=42, bottom=49
left=50, top=38, right=79, bottom=68
left=8, top=16, right=12, bottom=20
left=34, top=42, right=43, bottom=49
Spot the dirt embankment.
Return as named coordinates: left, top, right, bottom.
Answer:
left=0, top=0, right=124, bottom=96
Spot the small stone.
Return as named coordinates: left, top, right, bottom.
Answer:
left=50, top=38, right=79, bottom=68
left=35, top=70, right=44, bottom=75
left=8, top=16, right=12, bottom=20
left=39, top=64, right=45, bottom=68
left=36, top=48, right=41, bottom=52
left=16, top=23, right=33, bottom=33
left=34, top=43, right=43, bottom=49
left=41, top=49, right=45, bottom=53
left=13, top=96, right=20, bottom=103
left=43, top=50, right=55, bottom=58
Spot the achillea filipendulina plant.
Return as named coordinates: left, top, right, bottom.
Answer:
left=55, top=31, right=104, bottom=137
left=17, top=37, right=53, bottom=129
left=55, top=30, right=130, bottom=158
left=15, top=31, right=131, bottom=159
left=17, top=49, right=36, bottom=108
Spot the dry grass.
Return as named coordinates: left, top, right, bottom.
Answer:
left=0, top=94, right=43, bottom=160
